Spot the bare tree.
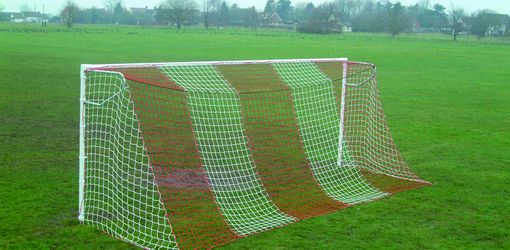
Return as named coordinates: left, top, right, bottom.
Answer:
left=262, top=0, right=276, bottom=26
left=113, top=1, right=125, bottom=24
left=470, top=10, right=498, bottom=40
left=299, top=2, right=338, bottom=34
left=217, top=1, right=229, bottom=28
left=417, top=0, right=431, bottom=9
left=344, top=0, right=364, bottom=18
left=448, top=2, right=465, bottom=41
left=20, top=3, right=32, bottom=12
left=104, top=0, right=122, bottom=23
left=162, top=0, right=198, bottom=29
left=61, top=0, right=79, bottom=28
left=387, top=2, right=410, bottom=37
left=320, top=3, right=337, bottom=33
left=246, top=6, right=259, bottom=29
left=203, top=0, right=220, bottom=28
left=104, top=0, right=116, bottom=13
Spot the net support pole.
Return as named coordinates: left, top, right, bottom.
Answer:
left=337, top=60, right=348, bottom=167
left=78, top=64, right=88, bottom=222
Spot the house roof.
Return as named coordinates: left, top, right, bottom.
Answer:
left=464, top=13, right=510, bottom=26
left=230, top=8, right=256, bottom=22
left=0, top=12, right=24, bottom=19
left=20, top=11, right=48, bottom=19
left=486, top=14, right=510, bottom=24
left=21, top=11, right=41, bottom=17
left=130, top=7, right=155, bottom=16
left=268, top=12, right=282, bottom=23
left=327, top=14, right=337, bottom=23
left=130, top=7, right=146, bottom=13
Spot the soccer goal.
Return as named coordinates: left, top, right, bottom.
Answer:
left=79, top=58, right=429, bottom=249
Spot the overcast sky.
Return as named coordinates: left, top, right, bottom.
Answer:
left=1, top=0, right=509, bottom=15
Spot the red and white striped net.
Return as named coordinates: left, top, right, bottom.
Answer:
left=80, top=59, right=429, bottom=249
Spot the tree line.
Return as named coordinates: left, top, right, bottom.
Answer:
left=59, top=0, right=509, bottom=39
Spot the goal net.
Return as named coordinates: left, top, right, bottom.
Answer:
left=79, top=58, right=429, bottom=249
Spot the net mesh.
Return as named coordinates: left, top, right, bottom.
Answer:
left=82, top=71, right=177, bottom=249
left=80, top=59, right=429, bottom=250
left=341, top=62, right=427, bottom=193
left=159, top=65, right=296, bottom=236
left=273, top=62, right=386, bottom=204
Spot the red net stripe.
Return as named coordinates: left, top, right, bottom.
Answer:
left=99, top=67, right=185, bottom=91
left=217, top=64, right=348, bottom=219
left=127, top=78, right=238, bottom=249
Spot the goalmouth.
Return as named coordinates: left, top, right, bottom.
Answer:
left=78, top=58, right=430, bottom=249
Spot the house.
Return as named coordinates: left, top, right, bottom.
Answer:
left=21, top=11, right=48, bottom=23
left=464, top=13, right=510, bottom=37
left=0, top=12, right=25, bottom=22
left=230, top=7, right=259, bottom=27
left=130, top=7, right=156, bottom=25
left=342, top=22, right=352, bottom=32
left=486, top=14, right=510, bottom=36
left=266, top=12, right=283, bottom=27
left=130, top=7, right=155, bottom=17
left=325, top=14, right=342, bottom=33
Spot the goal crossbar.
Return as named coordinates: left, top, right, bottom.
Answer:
left=82, top=57, right=349, bottom=70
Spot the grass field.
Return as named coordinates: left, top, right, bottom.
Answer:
left=0, top=23, right=509, bottom=249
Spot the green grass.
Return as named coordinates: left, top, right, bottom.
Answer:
left=1, top=23, right=509, bottom=249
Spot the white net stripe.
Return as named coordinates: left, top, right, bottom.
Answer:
left=83, top=71, right=177, bottom=249
left=273, top=62, right=387, bottom=204
left=159, top=65, right=295, bottom=236
left=345, top=65, right=419, bottom=180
